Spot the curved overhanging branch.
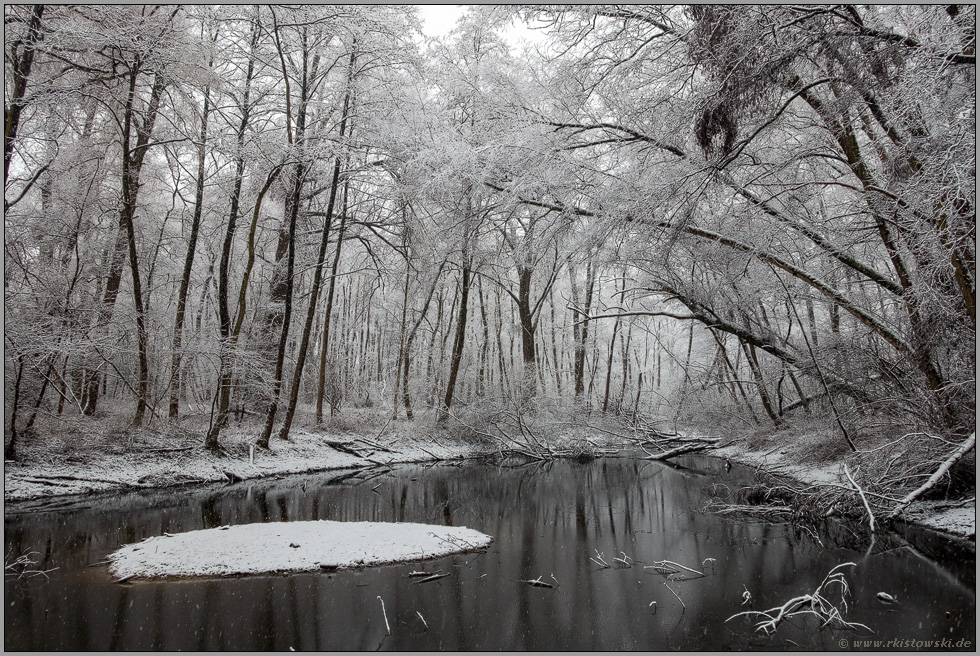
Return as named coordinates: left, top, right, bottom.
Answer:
left=679, top=223, right=915, bottom=360
left=652, top=281, right=869, bottom=401
left=726, top=183, right=905, bottom=297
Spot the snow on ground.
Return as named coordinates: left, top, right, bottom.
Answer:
left=6, top=416, right=973, bottom=542
left=107, top=520, right=493, bottom=580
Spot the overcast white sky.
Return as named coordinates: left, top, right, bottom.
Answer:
left=415, top=5, right=549, bottom=48
left=417, top=4, right=466, bottom=37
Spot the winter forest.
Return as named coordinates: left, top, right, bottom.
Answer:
left=4, top=4, right=975, bottom=465
left=3, top=5, right=977, bottom=651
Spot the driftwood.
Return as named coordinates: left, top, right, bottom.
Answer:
left=726, top=562, right=869, bottom=635
left=645, top=443, right=711, bottom=460
left=324, top=440, right=367, bottom=458
left=222, top=470, right=244, bottom=483
left=888, top=432, right=976, bottom=520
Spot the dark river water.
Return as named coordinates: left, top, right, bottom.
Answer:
left=4, top=454, right=976, bottom=650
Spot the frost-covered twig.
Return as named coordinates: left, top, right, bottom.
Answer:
left=4, top=551, right=58, bottom=580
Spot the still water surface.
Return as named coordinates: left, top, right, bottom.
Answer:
left=4, top=455, right=975, bottom=650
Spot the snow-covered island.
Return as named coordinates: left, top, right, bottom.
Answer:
left=107, top=520, right=493, bottom=580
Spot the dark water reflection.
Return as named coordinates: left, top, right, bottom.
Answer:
left=4, top=455, right=975, bottom=650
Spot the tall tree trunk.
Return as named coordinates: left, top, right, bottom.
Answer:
left=314, top=177, right=352, bottom=424
left=282, top=51, right=354, bottom=438
left=258, top=158, right=304, bottom=447
left=258, top=25, right=315, bottom=448
left=169, top=84, right=212, bottom=419
left=392, top=229, right=412, bottom=420
left=570, top=257, right=596, bottom=398
left=5, top=356, right=25, bottom=460
left=440, top=249, right=473, bottom=422
left=601, top=310, right=621, bottom=413
left=82, top=66, right=167, bottom=419
left=205, top=167, right=281, bottom=450
left=516, top=265, right=536, bottom=401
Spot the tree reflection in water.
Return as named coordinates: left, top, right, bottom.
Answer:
left=4, top=456, right=975, bottom=650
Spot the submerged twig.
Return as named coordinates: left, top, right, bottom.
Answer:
left=613, top=551, right=633, bottom=568
left=377, top=596, right=390, bottom=634
left=663, top=580, right=685, bottom=608
left=521, top=576, right=556, bottom=588
left=643, top=559, right=704, bottom=579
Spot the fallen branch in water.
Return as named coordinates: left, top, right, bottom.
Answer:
left=843, top=464, right=876, bottom=532
left=521, top=576, right=556, bottom=588
left=643, top=559, right=705, bottom=579
left=705, top=501, right=794, bottom=519
left=413, top=572, right=450, bottom=584
left=589, top=549, right=611, bottom=568
left=14, top=473, right=130, bottom=487
left=726, top=562, right=870, bottom=635
left=645, top=444, right=711, bottom=461
left=887, top=432, right=975, bottom=520
left=324, top=440, right=367, bottom=458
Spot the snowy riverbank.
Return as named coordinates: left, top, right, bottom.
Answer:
left=715, top=439, right=976, bottom=541
left=3, top=423, right=496, bottom=503
left=4, top=416, right=974, bottom=545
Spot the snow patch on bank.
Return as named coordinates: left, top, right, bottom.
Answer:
left=902, top=501, right=976, bottom=539
left=107, top=520, right=493, bottom=580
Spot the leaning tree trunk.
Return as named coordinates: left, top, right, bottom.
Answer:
left=203, top=18, right=262, bottom=449
left=205, top=167, right=280, bottom=451
left=314, top=180, right=352, bottom=424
